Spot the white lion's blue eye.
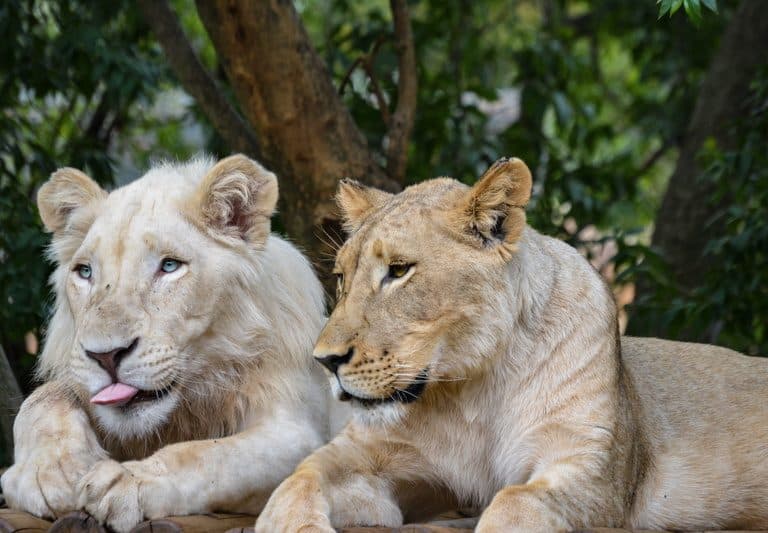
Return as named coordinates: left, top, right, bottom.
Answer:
left=160, top=258, right=181, bottom=273
left=75, top=264, right=92, bottom=280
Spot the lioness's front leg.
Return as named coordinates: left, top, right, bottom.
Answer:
left=1, top=382, right=107, bottom=519
left=255, top=425, right=422, bottom=533
left=77, top=406, right=325, bottom=533
left=475, top=451, right=625, bottom=533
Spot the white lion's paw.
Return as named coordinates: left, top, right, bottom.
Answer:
left=76, top=460, right=147, bottom=533
left=0, top=453, right=88, bottom=519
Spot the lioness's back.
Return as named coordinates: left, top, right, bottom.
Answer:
left=622, top=336, right=768, bottom=529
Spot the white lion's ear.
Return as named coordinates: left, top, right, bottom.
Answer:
left=197, top=154, right=278, bottom=246
left=37, top=168, right=106, bottom=234
left=451, top=157, right=532, bottom=256
left=336, top=179, right=392, bottom=233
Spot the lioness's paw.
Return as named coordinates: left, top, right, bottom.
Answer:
left=1, top=452, right=92, bottom=519
left=475, top=487, right=568, bottom=533
left=254, top=473, right=334, bottom=533
left=76, top=460, right=145, bottom=533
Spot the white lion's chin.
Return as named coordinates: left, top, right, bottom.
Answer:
left=93, top=391, right=180, bottom=439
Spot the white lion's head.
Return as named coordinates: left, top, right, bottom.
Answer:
left=36, top=155, right=319, bottom=440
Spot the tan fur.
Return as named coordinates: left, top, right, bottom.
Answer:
left=255, top=158, right=768, bottom=532
left=1, top=155, right=332, bottom=532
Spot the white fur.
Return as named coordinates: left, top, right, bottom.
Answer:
left=2, top=156, right=340, bottom=532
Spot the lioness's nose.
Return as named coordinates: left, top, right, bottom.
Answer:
left=314, top=347, right=353, bottom=374
left=85, top=338, right=139, bottom=381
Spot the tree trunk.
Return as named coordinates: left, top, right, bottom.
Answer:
left=194, top=0, right=399, bottom=290
left=0, top=345, right=22, bottom=465
left=135, top=0, right=261, bottom=160
left=630, top=0, right=768, bottom=338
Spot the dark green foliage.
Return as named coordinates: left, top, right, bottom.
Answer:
left=311, top=0, right=726, bottom=238
left=626, top=69, right=768, bottom=355
left=0, top=0, right=165, bottom=388
left=658, top=0, right=719, bottom=24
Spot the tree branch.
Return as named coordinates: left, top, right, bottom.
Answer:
left=338, top=56, right=365, bottom=96
left=338, top=35, right=392, bottom=129
left=135, top=0, right=262, bottom=160
left=362, top=61, right=391, bottom=126
left=385, top=0, right=418, bottom=185
left=637, top=140, right=674, bottom=177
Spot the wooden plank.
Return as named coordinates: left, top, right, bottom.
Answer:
left=217, top=516, right=684, bottom=533
left=48, top=511, right=106, bottom=533
left=570, top=530, right=636, bottom=533
left=0, top=506, right=762, bottom=533
left=132, top=513, right=256, bottom=533
left=341, top=527, right=472, bottom=532
left=225, top=526, right=473, bottom=533
left=0, top=508, right=52, bottom=533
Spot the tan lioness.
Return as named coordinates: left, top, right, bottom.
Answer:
left=255, top=158, right=768, bottom=532
left=1, top=155, right=333, bottom=532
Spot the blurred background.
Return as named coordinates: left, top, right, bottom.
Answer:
left=0, top=0, right=766, bottom=465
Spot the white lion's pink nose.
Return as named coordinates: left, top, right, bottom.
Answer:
left=84, top=338, right=139, bottom=381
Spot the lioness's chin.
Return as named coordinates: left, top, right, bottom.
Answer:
left=351, top=401, right=409, bottom=427
left=93, top=390, right=180, bottom=438
left=331, top=375, right=427, bottom=428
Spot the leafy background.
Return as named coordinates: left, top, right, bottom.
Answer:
left=1, top=0, right=766, bottom=463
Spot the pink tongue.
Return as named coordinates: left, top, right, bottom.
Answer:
left=90, top=383, right=139, bottom=406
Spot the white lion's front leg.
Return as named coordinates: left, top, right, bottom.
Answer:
left=0, top=382, right=107, bottom=519
left=77, top=406, right=326, bottom=531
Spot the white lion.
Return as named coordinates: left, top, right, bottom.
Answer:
left=1, top=155, right=332, bottom=532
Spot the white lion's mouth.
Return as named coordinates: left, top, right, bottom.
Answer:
left=91, top=381, right=177, bottom=409
left=120, top=382, right=177, bottom=408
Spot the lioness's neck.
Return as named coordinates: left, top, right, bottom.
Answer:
left=384, top=227, right=628, bottom=504
left=501, top=227, right=619, bottom=364
left=411, top=226, right=622, bottom=426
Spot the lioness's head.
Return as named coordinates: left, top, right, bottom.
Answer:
left=315, top=158, right=532, bottom=422
left=37, top=155, right=278, bottom=437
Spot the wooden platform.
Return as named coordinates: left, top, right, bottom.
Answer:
left=0, top=509, right=472, bottom=533
left=2, top=508, right=767, bottom=533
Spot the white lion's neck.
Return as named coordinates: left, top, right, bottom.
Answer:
left=182, top=234, right=327, bottom=420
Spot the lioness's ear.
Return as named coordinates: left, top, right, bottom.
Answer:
left=197, top=154, right=278, bottom=245
left=336, top=179, right=392, bottom=233
left=37, top=168, right=106, bottom=234
left=452, top=157, right=532, bottom=254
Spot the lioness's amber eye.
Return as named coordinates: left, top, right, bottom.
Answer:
left=75, top=264, right=92, bottom=280
left=160, top=258, right=181, bottom=273
left=388, top=263, right=412, bottom=279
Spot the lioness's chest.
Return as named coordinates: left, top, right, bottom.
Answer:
left=411, top=388, right=534, bottom=505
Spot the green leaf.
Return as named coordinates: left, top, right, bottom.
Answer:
left=684, top=0, right=703, bottom=24
left=701, top=0, right=718, bottom=13
left=657, top=0, right=674, bottom=18
left=669, top=0, right=684, bottom=16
